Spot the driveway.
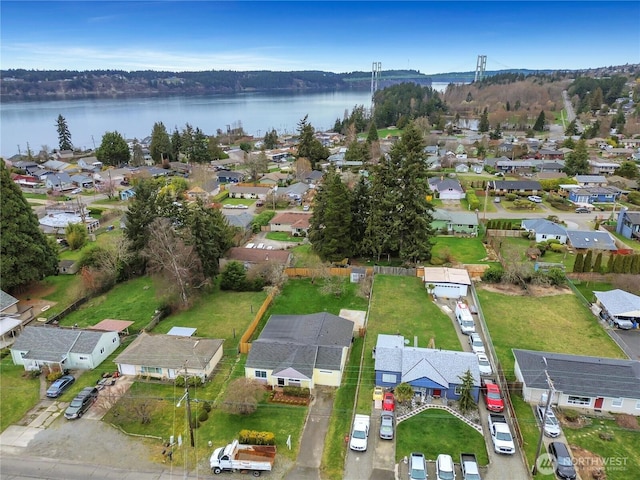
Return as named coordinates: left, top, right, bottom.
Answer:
left=609, top=328, right=640, bottom=360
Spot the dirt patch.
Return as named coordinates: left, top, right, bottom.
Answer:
left=557, top=410, right=590, bottom=429
left=13, top=282, right=59, bottom=315
left=269, top=391, right=310, bottom=406
left=478, top=283, right=572, bottom=297
left=571, top=445, right=607, bottom=480
left=615, top=413, right=640, bottom=430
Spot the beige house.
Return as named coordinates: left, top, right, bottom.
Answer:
left=269, top=212, right=311, bottom=235
left=115, top=332, right=223, bottom=382
left=514, top=349, right=640, bottom=416
left=245, top=313, right=353, bottom=389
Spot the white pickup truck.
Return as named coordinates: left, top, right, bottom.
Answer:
left=210, top=439, right=276, bottom=476
left=460, top=452, right=482, bottom=480
left=349, top=414, right=370, bottom=451
left=488, top=413, right=515, bottom=455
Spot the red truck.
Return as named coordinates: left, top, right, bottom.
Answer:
left=481, top=378, right=504, bottom=413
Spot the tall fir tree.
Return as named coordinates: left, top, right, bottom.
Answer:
left=366, top=122, right=379, bottom=144
left=186, top=201, right=234, bottom=279
left=573, top=253, right=584, bottom=273
left=1, top=160, right=58, bottom=290
left=350, top=176, right=371, bottom=256
left=592, top=252, right=603, bottom=274
left=563, top=139, right=590, bottom=176
left=533, top=111, right=546, bottom=131
left=56, top=114, right=73, bottom=151
left=583, top=250, right=593, bottom=273
left=606, top=254, right=615, bottom=273
left=149, top=122, right=172, bottom=164
left=478, top=108, right=490, bottom=133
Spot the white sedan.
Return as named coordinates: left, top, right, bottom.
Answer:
left=469, top=333, right=485, bottom=354
left=476, top=353, right=493, bottom=376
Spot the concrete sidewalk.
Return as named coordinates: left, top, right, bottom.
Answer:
left=284, top=387, right=334, bottom=480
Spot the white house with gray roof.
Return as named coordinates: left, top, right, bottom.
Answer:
left=521, top=219, right=568, bottom=244
left=374, top=334, right=480, bottom=402
left=11, top=326, right=120, bottom=371
left=514, top=349, right=640, bottom=416
left=566, top=230, right=617, bottom=251
left=245, top=313, right=353, bottom=389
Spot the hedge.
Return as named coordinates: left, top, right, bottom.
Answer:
left=238, top=429, right=276, bottom=445
left=282, top=386, right=311, bottom=398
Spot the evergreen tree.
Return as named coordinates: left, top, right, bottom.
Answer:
left=124, top=179, right=161, bottom=255
left=1, top=160, right=58, bottom=290
left=606, top=254, right=615, bottom=273
left=466, top=92, right=473, bottom=102
left=506, top=101, right=511, bottom=111
left=457, top=370, right=476, bottom=413
left=189, top=128, right=212, bottom=163
left=583, top=250, right=593, bottom=272
left=631, top=255, right=640, bottom=275
left=613, top=254, right=624, bottom=273
left=593, top=252, right=603, bottom=273
left=564, top=119, right=579, bottom=136
left=350, top=176, right=371, bottom=255
left=96, top=131, right=130, bottom=166
left=186, top=201, right=234, bottom=279
left=130, top=139, right=145, bottom=167
left=533, top=111, right=546, bottom=131
left=563, top=139, right=589, bottom=176
left=56, top=114, right=73, bottom=151
left=263, top=129, right=278, bottom=149
left=366, top=122, right=379, bottom=144
left=296, top=115, right=329, bottom=169
left=573, top=253, right=584, bottom=273
left=622, top=254, right=633, bottom=274
left=149, top=122, right=172, bottom=164
left=171, top=128, right=182, bottom=161
left=478, top=108, right=490, bottom=133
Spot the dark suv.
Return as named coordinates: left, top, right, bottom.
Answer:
left=548, top=441, right=577, bottom=480
left=64, top=386, right=98, bottom=420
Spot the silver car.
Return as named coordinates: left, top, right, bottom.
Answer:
left=536, top=404, right=561, bottom=437
left=379, top=412, right=394, bottom=440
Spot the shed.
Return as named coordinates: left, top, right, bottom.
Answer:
left=89, top=319, right=135, bottom=335
left=350, top=266, right=366, bottom=283
left=422, top=267, right=471, bottom=298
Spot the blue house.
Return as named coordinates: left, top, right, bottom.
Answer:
left=119, top=188, right=136, bottom=201
left=616, top=207, right=640, bottom=241
left=374, top=334, right=480, bottom=402
left=568, top=186, right=622, bottom=204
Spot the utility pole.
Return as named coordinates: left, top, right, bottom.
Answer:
left=532, top=358, right=555, bottom=475
left=183, top=365, right=195, bottom=448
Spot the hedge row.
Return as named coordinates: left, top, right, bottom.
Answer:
left=282, top=386, right=311, bottom=398
left=238, top=429, right=276, bottom=445
left=465, top=189, right=480, bottom=211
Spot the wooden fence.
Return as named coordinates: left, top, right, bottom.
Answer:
left=284, top=267, right=372, bottom=278
left=485, top=229, right=523, bottom=238
left=238, top=291, right=275, bottom=354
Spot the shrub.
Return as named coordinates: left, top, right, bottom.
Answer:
left=465, top=189, right=480, bottom=210
left=238, top=429, right=276, bottom=445
left=627, top=191, right=640, bottom=205
left=482, top=266, right=504, bottom=283
left=0, top=347, right=10, bottom=359
left=549, top=243, right=565, bottom=253
left=175, top=375, right=202, bottom=388
left=47, top=371, right=63, bottom=382
left=198, top=410, right=209, bottom=422
left=562, top=409, right=580, bottom=422
left=191, top=416, right=200, bottom=429
left=202, top=401, right=212, bottom=412
left=282, top=386, right=311, bottom=398
left=505, top=193, right=517, bottom=201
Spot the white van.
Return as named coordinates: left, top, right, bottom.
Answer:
left=455, top=302, right=476, bottom=335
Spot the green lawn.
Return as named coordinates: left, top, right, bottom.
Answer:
left=570, top=279, right=615, bottom=303
left=265, top=231, right=304, bottom=242
left=356, top=275, right=460, bottom=413
left=396, top=409, right=489, bottom=465
left=58, top=225, right=124, bottom=261
left=431, top=236, right=492, bottom=264
left=498, top=236, right=576, bottom=271
left=321, top=337, right=364, bottom=480
left=563, top=417, right=640, bottom=480
left=223, top=198, right=255, bottom=206
left=22, top=192, right=48, bottom=200
left=36, top=275, right=85, bottom=318
left=610, top=231, right=640, bottom=251
left=0, top=357, right=41, bottom=432
left=511, top=395, right=544, bottom=475
left=290, top=244, right=321, bottom=267
left=477, top=288, right=626, bottom=378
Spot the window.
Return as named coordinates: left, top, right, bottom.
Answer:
left=255, top=370, right=267, bottom=379
left=288, top=379, right=301, bottom=386
left=382, top=373, right=397, bottom=384
left=78, top=356, right=88, bottom=360
left=112, top=337, right=117, bottom=343
left=567, top=395, right=591, bottom=406
left=454, top=386, right=462, bottom=396
left=277, top=378, right=285, bottom=386
left=542, top=235, right=547, bottom=239
left=611, top=398, right=623, bottom=408
left=141, top=366, right=162, bottom=374
left=635, top=400, right=640, bottom=410
left=100, top=348, right=104, bottom=354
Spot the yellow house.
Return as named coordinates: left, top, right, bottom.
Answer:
left=245, top=313, right=353, bottom=389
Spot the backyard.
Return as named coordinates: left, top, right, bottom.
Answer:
left=431, top=236, right=496, bottom=265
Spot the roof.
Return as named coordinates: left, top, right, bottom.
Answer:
left=513, top=349, right=640, bottom=400
left=11, top=326, right=113, bottom=362
left=428, top=178, right=463, bottom=193
left=422, top=267, right=471, bottom=286
left=375, top=335, right=479, bottom=387
left=566, top=230, right=617, bottom=250
left=575, top=175, right=607, bottom=184
left=280, top=182, right=309, bottom=196
left=0, top=290, right=19, bottom=311
left=432, top=209, right=478, bottom=226
left=621, top=210, right=640, bottom=225
left=227, top=185, right=272, bottom=194
left=167, top=327, right=197, bottom=337
left=89, top=319, right=134, bottom=332
left=593, top=290, right=640, bottom=317
left=521, top=219, right=567, bottom=236
left=114, top=332, right=223, bottom=370
left=270, top=212, right=312, bottom=228
left=492, top=180, right=542, bottom=190
left=0, top=317, right=22, bottom=337
left=226, top=247, right=291, bottom=264
left=223, top=212, right=254, bottom=229
left=247, top=313, right=354, bottom=374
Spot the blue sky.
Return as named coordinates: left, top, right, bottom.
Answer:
left=1, top=1, right=638, bottom=74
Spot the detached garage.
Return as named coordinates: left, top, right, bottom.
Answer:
left=422, top=267, right=471, bottom=298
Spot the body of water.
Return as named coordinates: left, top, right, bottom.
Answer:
left=0, top=82, right=450, bottom=159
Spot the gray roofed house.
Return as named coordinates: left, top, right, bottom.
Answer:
left=490, top=180, right=542, bottom=193
left=245, top=313, right=353, bottom=389
left=432, top=209, right=478, bottom=235
left=223, top=212, right=254, bottom=230
left=521, top=219, right=568, bottom=244
left=615, top=207, right=640, bottom=241
left=575, top=175, right=607, bottom=186
left=514, top=349, right=640, bottom=416
left=278, top=182, right=309, bottom=198
left=428, top=178, right=464, bottom=200
left=115, top=332, right=223, bottom=381
left=593, top=289, right=640, bottom=322
left=374, top=334, right=480, bottom=402
left=566, top=230, right=617, bottom=251
left=0, top=290, right=19, bottom=314
left=11, top=325, right=120, bottom=371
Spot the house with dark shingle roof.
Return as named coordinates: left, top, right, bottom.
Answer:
left=490, top=180, right=542, bottom=194
left=514, top=349, right=640, bottom=416
left=616, top=207, right=640, bottom=241
left=374, top=334, right=480, bottom=402
left=115, top=332, right=223, bottom=381
left=269, top=212, right=311, bottom=235
left=11, top=326, right=120, bottom=371
left=245, top=313, right=353, bottom=389
left=566, top=230, right=617, bottom=251
left=428, top=178, right=464, bottom=200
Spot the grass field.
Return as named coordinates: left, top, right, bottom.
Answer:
left=571, top=279, right=615, bottom=303
left=265, top=231, right=304, bottom=242
left=431, top=236, right=493, bottom=264
left=477, top=288, right=626, bottom=378
left=0, top=357, right=41, bottom=432
left=356, top=275, right=460, bottom=413
left=396, top=409, right=489, bottom=465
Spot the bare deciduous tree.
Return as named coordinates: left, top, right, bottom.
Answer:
left=221, top=378, right=265, bottom=415
left=143, top=218, right=205, bottom=307
left=113, top=392, right=157, bottom=425
left=294, top=157, right=312, bottom=182
left=244, top=150, right=268, bottom=184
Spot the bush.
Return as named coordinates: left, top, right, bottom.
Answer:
left=238, top=429, right=276, bottom=445
left=562, top=409, right=580, bottom=422
left=465, top=189, right=480, bottom=210
left=282, top=386, right=311, bottom=398
left=198, top=410, right=209, bottom=422
left=549, top=243, right=565, bottom=252
left=505, top=193, right=517, bottom=201
left=175, top=375, right=202, bottom=388
left=191, top=416, right=200, bottom=429
left=47, top=371, right=63, bottom=382
left=482, top=266, right=504, bottom=283
left=627, top=191, right=640, bottom=205
left=202, top=401, right=212, bottom=412
left=0, top=347, right=10, bottom=359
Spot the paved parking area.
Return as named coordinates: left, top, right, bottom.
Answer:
left=609, top=328, right=640, bottom=360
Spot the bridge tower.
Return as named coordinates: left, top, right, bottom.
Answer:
left=371, top=61, right=381, bottom=113
left=474, top=55, right=487, bottom=82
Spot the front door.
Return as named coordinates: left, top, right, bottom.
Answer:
left=594, top=397, right=604, bottom=410
left=432, top=389, right=442, bottom=398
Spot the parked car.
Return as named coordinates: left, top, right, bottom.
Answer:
left=476, top=353, right=493, bottom=376
left=379, top=412, right=394, bottom=440
left=382, top=392, right=395, bottom=412
left=468, top=333, right=485, bottom=354
left=409, top=452, right=427, bottom=480
left=548, top=441, right=577, bottom=480
left=481, top=379, right=504, bottom=412
left=64, top=386, right=98, bottom=419
left=536, top=404, right=561, bottom=437
left=494, top=196, right=501, bottom=203
left=575, top=207, right=591, bottom=213
left=302, top=204, right=310, bottom=211
left=70, top=188, right=83, bottom=194
left=612, top=318, right=634, bottom=330
left=436, top=453, right=456, bottom=480
left=373, top=386, right=384, bottom=402
left=528, top=195, right=543, bottom=203
left=46, top=374, right=75, bottom=398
